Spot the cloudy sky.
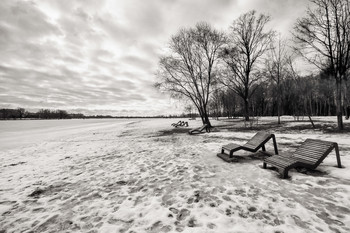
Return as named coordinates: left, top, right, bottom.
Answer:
left=0, top=0, right=309, bottom=116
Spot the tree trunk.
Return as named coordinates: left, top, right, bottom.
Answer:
left=308, top=115, right=315, bottom=128
left=197, top=104, right=212, bottom=127
left=336, top=80, right=344, bottom=130
left=196, top=106, right=205, bottom=124
left=203, top=107, right=212, bottom=127
left=309, top=97, right=313, bottom=116
left=328, top=99, right=331, bottom=116
left=277, top=97, right=281, bottom=124
left=244, top=98, right=249, bottom=121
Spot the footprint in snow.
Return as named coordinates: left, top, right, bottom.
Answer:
left=176, top=208, right=190, bottom=221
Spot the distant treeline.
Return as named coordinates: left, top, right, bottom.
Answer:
left=0, top=108, right=85, bottom=120
left=0, top=108, right=193, bottom=120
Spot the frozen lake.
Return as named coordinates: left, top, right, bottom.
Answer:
left=0, top=119, right=133, bottom=151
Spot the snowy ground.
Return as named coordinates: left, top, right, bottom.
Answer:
left=0, top=117, right=349, bottom=233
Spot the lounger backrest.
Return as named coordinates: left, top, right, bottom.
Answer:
left=243, top=132, right=271, bottom=150
left=291, top=139, right=335, bottom=167
left=189, top=124, right=207, bottom=134
left=198, top=124, right=207, bottom=131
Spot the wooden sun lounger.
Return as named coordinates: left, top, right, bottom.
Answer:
left=217, top=132, right=278, bottom=162
left=176, top=121, right=188, bottom=127
left=263, top=139, right=342, bottom=178
left=188, top=124, right=209, bottom=134
left=173, top=121, right=188, bottom=127
left=171, top=121, right=182, bottom=127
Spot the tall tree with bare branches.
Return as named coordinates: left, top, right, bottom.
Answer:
left=294, top=0, right=350, bottom=130
left=155, top=22, right=226, bottom=127
left=220, top=10, right=275, bottom=121
left=265, top=35, right=291, bottom=124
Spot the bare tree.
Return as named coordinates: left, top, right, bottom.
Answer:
left=17, top=108, right=26, bottom=119
left=0, top=109, right=10, bottom=119
left=265, top=35, right=291, bottom=124
left=294, top=0, right=350, bottom=130
left=209, top=87, right=224, bottom=120
left=38, top=109, right=51, bottom=119
left=155, top=22, right=226, bottom=127
left=220, top=10, right=275, bottom=121
left=220, top=89, right=238, bottom=118
left=184, top=104, right=194, bottom=119
left=286, top=58, right=316, bottom=127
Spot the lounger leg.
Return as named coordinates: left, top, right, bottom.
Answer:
left=221, top=148, right=224, bottom=154
left=261, top=145, right=266, bottom=152
left=280, top=169, right=289, bottom=179
left=272, top=135, right=279, bottom=155
left=263, top=162, right=267, bottom=169
left=334, top=144, right=342, bottom=168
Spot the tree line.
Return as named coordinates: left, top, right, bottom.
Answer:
left=0, top=108, right=130, bottom=120
left=0, top=108, right=195, bottom=120
left=155, top=0, right=350, bottom=130
left=0, top=108, right=85, bottom=120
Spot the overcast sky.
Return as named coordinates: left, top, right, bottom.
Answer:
left=0, top=0, right=309, bottom=116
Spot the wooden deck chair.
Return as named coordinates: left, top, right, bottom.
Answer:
left=176, top=121, right=188, bottom=127
left=188, top=124, right=209, bottom=134
left=263, top=139, right=342, bottom=179
left=217, top=132, right=279, bottom=162
left=171, top=121, right=182, bottom=127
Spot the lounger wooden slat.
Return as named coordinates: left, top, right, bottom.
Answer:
left=263, top=139, right=342, bottom=178
left=242, top=144, right=259, bottom=150
left=294, top=145, right=331, bottom=154
left=300, top=141, right=333, bottom=149
left=292, top=157, right=318, bottom=164
left=298, top=145, right=331, bottom=152
left=297, top=142, right=332, bottom=148
left=266, top=157, right=297, bottom=167
left=306, top=140, right=333, bottom=146
left=245, top=141, right=266, bottom=147
left=293, top=158, right=317, bottom=165
left=295, top=147, right=329, bottom=154
left=293, top=151, right=326, bottom=159
left=305, top=139, right=334, bottom=145
left=222, top=143, right=241, bottom=151
left=217, top=132, right=279, bottom=162
left=295, top=145, right=335, bottom=156
left=294, top=148, right=325, bottom=155
left=293, top=153, right=327, bottom=161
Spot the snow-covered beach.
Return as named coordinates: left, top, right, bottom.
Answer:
left=0, top=117, right=349, bottom=233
